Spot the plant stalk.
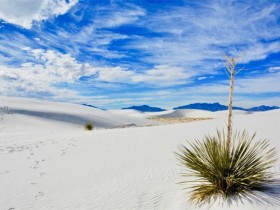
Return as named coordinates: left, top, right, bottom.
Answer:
left=227, top=57, right=235, bottom=147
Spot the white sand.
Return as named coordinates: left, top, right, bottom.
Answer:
left=144, top=109, right=252, bottom=119
left=0, top=97, right=279, bottom=210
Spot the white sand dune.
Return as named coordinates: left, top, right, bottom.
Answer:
left=108, top=109, right=146, bottom=118
left=145, top=109, right=252, bottom=119
left=0, top=97, right=161, bottom=132
left=154, top=109, right=215, bottom=118
left=0, top=97, right=279, bottom=210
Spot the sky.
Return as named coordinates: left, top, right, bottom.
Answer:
left=0, top=0, right=279, bottom=109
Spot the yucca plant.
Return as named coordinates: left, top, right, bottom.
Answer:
left=84, top=122, right=94, bottom=130
left=176, top=130, right=278, bottom=206
left=176, top=55, right=279, bottom=206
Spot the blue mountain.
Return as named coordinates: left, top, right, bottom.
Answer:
left=246, top=105, right=279, bottom=112
left=174, top=103, right=244, bottom=111
left=122, top=105, right=166, bottom=112
left=173, top=103, right=279, bottom=112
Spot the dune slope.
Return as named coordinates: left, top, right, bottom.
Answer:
left=0, top=97, right=279, bottom=210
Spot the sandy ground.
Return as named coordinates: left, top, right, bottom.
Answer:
left=0, top=97, right=280, bottom=210
left=148, top=117, right=212, bottom=124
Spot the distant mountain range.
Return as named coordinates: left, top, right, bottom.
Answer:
left=174, top=103, right=279, bottom=112
left=246, top=105, right=280, bottom=112
left=174, top=103, right=240, bottom=111
left=121, top=103, right=279, bottom=112
left=122, top=105, right=166, bottom=112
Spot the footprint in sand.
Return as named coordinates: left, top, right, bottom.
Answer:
left=137, top=193, right=147, bottom=209
left=68, top=142, right=77, bottom=147
left=29, top=161, right=40, bottom=169
left=40, top=172, right=46, bottom=177
left=151, top=193, right=162, bottom=208
left=35, top=191, right=44, bottom=198
left=0, top=170, right=10, bottom=175
left=51, top=140, right=58, bottom=144
left=61, top=148, right=68, bottom=156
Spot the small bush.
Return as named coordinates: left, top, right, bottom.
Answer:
left=84, top=122, right=94, bottom=130
left=176, top=130, right=278, bottom=206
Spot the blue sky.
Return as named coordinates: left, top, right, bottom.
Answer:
left=0, top=0, right=279, bottom=109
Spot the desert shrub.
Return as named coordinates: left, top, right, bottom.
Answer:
left=84, top=122, right=94, bottom=130
left=176, top=130, right=278, bottom=206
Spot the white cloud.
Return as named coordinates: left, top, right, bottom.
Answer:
left=26, top=48, right=98, bottom=82
left=0, top=46, right=202, bottom=104
left=126, top=0, right=280, bottom=71
left=94, top=4, right=146, bottom=29
left=240, top=42, right=280, bottom=64
left=236, top=74, right=280, bottom=93
left=0, top=49, right=96, bottom=101
left=0, top=31, right=39, bottom=64
left=53, top=3, right=145, bottom=59
left=97, top=67, right=133, bottom=82
left=198, top=77, right=207, bottom=80
left=184, top=72, right=280, bottom=96
left=0, top=0, right=78, bottom=28
left=95, top=64, right=195, bottom=86
left=268, top=66, right=280, bottom=72
left=131, top=65, right=193, bottom=85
